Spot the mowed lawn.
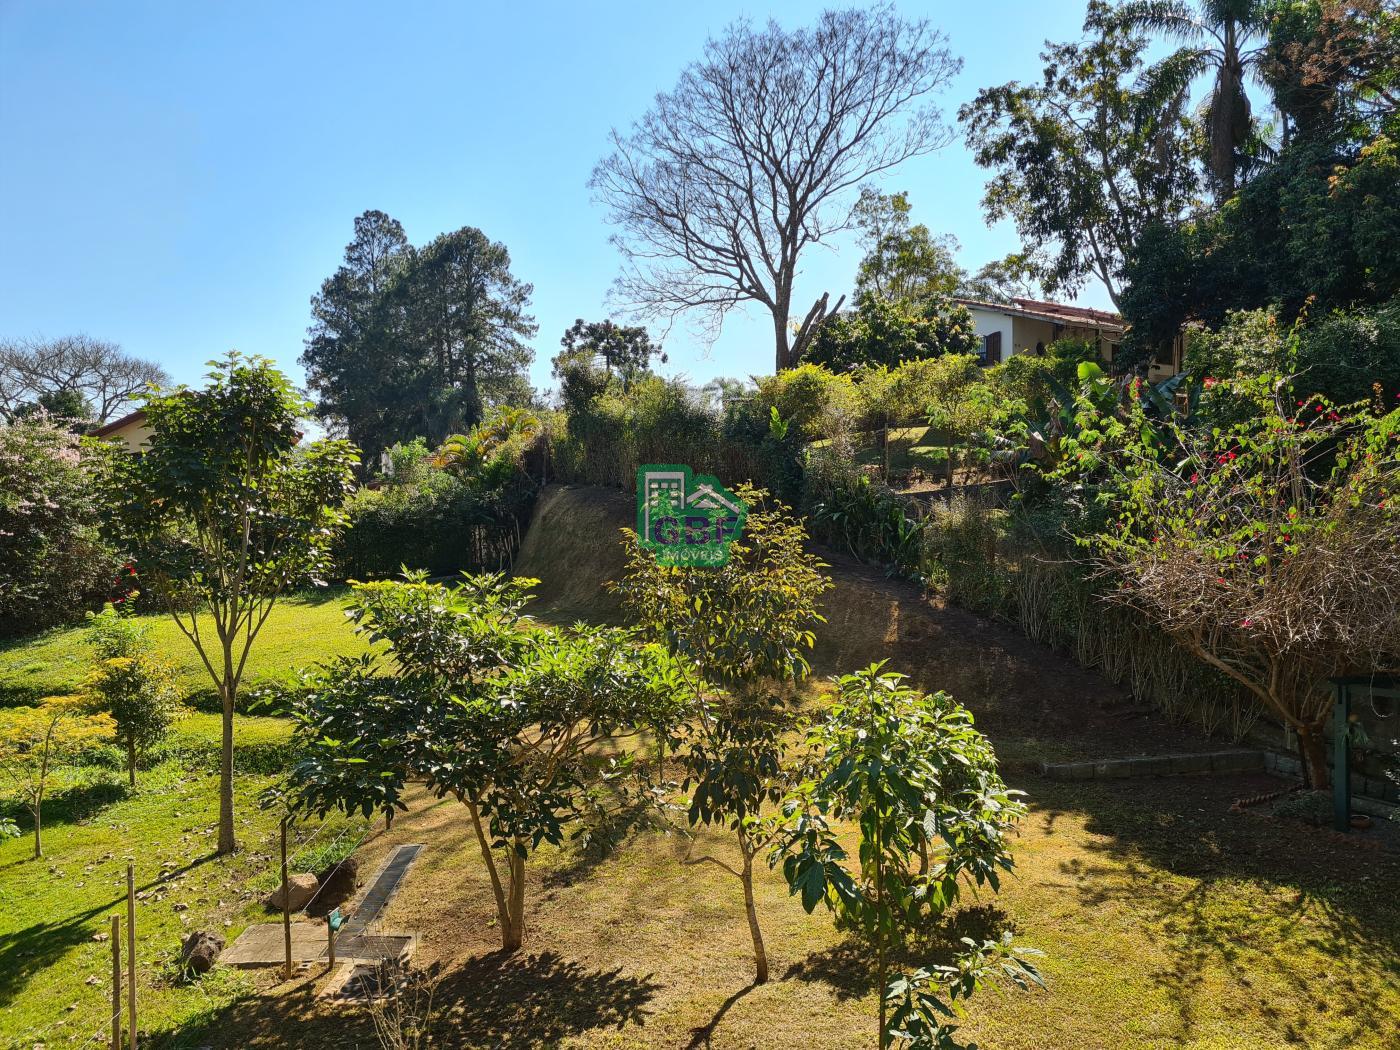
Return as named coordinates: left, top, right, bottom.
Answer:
left=0, top=713, right=368, bottom=1049
left=2, top=591, right=1399, bottom=1048
left=0, top=588, right=371, bottom=706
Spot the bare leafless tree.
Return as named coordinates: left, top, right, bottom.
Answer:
left=0, top=335, right=169, bottom=423
left=592, top=6, right=961, bottom=372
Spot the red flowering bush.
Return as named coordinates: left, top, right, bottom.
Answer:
left=1092, top=380, right=1400, bottom=787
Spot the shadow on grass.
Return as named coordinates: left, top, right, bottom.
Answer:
left=0, top=780, right=130, bottom=841
left=0, top=906, right=110, bottom=1008
left=783, top=904, right=1014, bottom=1001
left=158, top=949, right=659, bottom=1050
left=686, top=981, right=756, bottom=1049
left=0, top=850, right=218, bottom=1008
left=1031, top=772, right=1400, bottom=1047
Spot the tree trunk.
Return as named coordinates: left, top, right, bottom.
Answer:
left=1297, top=724, right=1330, bottom=790
left=774, top=311, right=793, bottom=373
left=217, top=679, right=236, bottom=854
left=740, top=845, right=768, bottom=984
left=127, top=739, right=137, bottom=788
left=31, top=803, right=41, bottom=860
left=504, top=850, right=526, bottom=951
left=466, top=799, right=514, bottom=948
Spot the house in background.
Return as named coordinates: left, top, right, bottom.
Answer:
left=90, top=407, right=152, bottom=451
left=955, top=296, right=1183, bottom=381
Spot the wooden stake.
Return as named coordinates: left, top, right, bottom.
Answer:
left=126, top=864, right=137, bottom=1050
left=110, top=915, right=121, bottom=1050
left=281, top=817, right=292, bottom=980
left=327, top=920, right=336, bottom=971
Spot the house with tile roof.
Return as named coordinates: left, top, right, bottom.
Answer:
left=955, top=296, right=1183, bottom=381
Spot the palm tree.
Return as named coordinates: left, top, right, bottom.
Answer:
left=1106, top=0, right=1270, bottom=197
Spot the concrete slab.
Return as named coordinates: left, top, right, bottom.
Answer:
left=223, top=922, right=328, bottom=968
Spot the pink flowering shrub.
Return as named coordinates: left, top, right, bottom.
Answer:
left=0, top=416, right=120, bottom=638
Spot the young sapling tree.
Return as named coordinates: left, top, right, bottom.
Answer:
left=99, top=352, right=358, bottom=852
left=286, top=573, right=691, bottom=951
left=84, top=605, right=182, bottom=786
left=0, top=696, right=114, bottom=859
left=615, top=485, right=832, bottom=984
left=775, top=665, right=1037, bottom=1048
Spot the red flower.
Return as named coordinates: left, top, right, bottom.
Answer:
left=1189, top=473, right=1199, bottom=483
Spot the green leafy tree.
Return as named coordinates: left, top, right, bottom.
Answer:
left=399, top=227, right=537, bottom=439
left=101, top=353, right=358, bottom=853
left=615, top=485, right=831, bottom=983
left=286, top=573, right=692, bottom=951
left=960, top=1, right=1201, bottom=308
left=556, top=318, right=664, bottom=391
left=774, top=666, right=1036, bottom=1049
left=851, top=189, right=965, bottom=304
left=83, top=606, right=182, bottom=786
left=1090, top=379, right=1400, bottom=787
left=805, top=293, right=979, bottom=373
left=0, top=695, right=114, bottom=859
left=302, top=212, right=536, bottom=458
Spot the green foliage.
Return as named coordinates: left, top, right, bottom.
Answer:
left=960, top=0, right=1200, bottom=306
left=850, top=188, right=965, bottom=304
left=615, top=483, right=832, bottom=691
left=0, top=694, right=115, bottom=858
left=751, top=364, right=860, bottom=445
left=338, top=472, right=530, bottom=581
left=99, top=352, right=359, bottom=852
left=1122, top=122, right=1400, bottom=353
left=774, top=665, right=1033, bottom=1048
left=1183, top=301, right=1400, bottom=405
left=286, top=571, right=693, bottom=950
left=0, top=416, right=120, bottom=637
left=552, top=373, right=726, bottom=489
left=82, top=606, right=183, bottom=784
left=806, top=452, right=930, bottom=577
left=616, top=486, right=829, bottom=982
left=301, top=210, right=537, bottom=459
left=555, top=318, right=662, bottom=391
left=805, top=293, right=978, bottom=373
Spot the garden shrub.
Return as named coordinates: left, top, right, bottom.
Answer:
left=802, top=291, right=978, bottom=371
left=552, top=374, right=723, bottom=488
left=752, top=363, right=860, bottom=444
left=338, top=467, right=532, bottom=579
left=0, top=417, right=122, bottom=638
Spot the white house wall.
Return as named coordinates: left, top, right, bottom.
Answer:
left=967, top=307, right=1013, bottom=362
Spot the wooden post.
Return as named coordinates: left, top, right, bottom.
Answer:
left=110, top=915, right=121, bottom=1050
left=327, top=921, right=336, bottom=970
left=126, top=864, right=137, bottom=1050
left=281, top=817, right=292, bottom=980
left=1333, top=683, right=1351, bottom=833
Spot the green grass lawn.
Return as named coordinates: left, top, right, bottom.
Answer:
left=3, top=580, right=1398, bottom=1048
left=0, top=589, right=371, bottom=706
left=0, top=712, right=368, bottom=1049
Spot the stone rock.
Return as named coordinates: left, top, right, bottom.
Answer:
left=264, top=872, right=318, bottom=912
left=179, top=930, right=225, bottom=976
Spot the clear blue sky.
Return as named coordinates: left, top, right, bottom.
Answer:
left=0, top=1, right=1114, bottom=399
